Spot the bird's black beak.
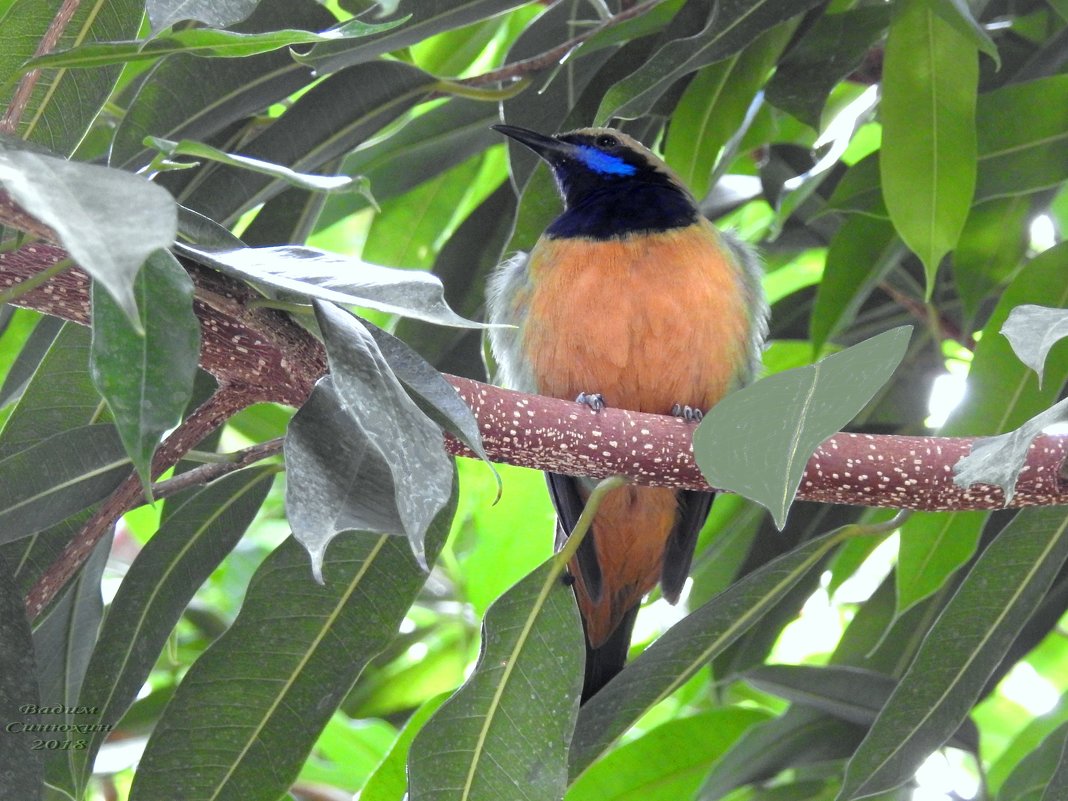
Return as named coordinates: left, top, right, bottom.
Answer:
left=492, top=124, right=572, bottom=161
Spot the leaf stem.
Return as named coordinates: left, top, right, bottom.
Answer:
left=555, top=475, right=627, bottom=568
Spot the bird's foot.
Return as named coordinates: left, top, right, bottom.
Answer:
left=671, top=403, right=704, bottom=422
left=576, top=392, right=606, bottom=412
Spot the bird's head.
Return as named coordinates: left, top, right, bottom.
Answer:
left=492, top=124, right=692, bottom=210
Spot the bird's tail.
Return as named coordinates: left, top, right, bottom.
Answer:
left=581, top=603, right=639, bottom=703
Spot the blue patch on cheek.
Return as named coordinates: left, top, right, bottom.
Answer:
left=577, top=146, right=637, bottom=176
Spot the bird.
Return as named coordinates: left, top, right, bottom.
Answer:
left=486, top=124, right=767, bottom=702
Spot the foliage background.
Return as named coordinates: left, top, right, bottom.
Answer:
left=0, top=0, right=1067, bottom=800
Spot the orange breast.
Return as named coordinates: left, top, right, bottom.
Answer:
left=522, top=223, right=751, bottom=414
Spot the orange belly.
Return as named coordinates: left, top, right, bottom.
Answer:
left=523, top=224, right=750, bottom=414
left=521, top=224, right=752, bottom=645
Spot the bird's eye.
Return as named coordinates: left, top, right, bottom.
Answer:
left=595, top=134, right=619, bottom=149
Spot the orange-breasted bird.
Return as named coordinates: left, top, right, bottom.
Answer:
left=486, top=125, right=767, bottom=701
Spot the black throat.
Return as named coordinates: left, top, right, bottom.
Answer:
left=545, top=182, right=698, bottom=240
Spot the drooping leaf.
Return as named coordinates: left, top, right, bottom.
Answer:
left=407, top=555, right=584, bottom=801
left=361, top=321, right=492, bottom=467
left=0, top=146, right=177, bottom=329
left=0, top=424, right=131, bottom=544
left=0, top=557, right=42, bottom=801
left=570, top=530, right=847, bottom=778
left=1000, top=305, right=1068, bottom=386
left=25, top=16, right=407, bottom=69
left=595, top=0, right=825, bottom=124
left=129, top=484, right=456, bottom=801
left=928, top=0, right=999, bottom=65
left=147, top=0, right=258, bottom=32
left=287, top=302, right=453, bottom=576
left=693, top=327, right=912, bottom=528
left=880, top=0, right=977, bottom=297
left=34, top=531, right=112, bottom=798
left=72, top=467, right=275, bottom=793
left=178, top=243, right=485, bottom=328
left=838, top=507, right=1068, bottom=800
left=953, top=397, right=1068, bottom=504
left=89, top=249, right=200, bottom=489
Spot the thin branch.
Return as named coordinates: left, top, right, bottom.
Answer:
left=0, top=0, right=85, bottom=134
left=151, top=438, right=285, bottom=501
left=457, top=0, right=663, bottom=88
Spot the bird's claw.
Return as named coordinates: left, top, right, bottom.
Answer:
left=576, top=392, right=606, bottom=411
left=671, top=403, right=704, bottom=422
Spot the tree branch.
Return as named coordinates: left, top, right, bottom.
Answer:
left=2, top=189, right=1067, bottom=618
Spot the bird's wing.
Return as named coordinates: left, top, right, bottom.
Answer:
left=547, top=472, right=603, bottom=602
left=660, top=489, right=715, bottom=603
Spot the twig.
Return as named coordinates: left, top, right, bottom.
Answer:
left=151, top=438, right=285, bottom=501
left=879, top=281, right=976, bottom=351
left=0, top=0, right=85, bottom=134
left=457, top=0, right=663, bottom=87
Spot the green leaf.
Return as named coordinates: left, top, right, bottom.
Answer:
left=896, top=510, right=986, bottom=617
left=698, top=706, right=864, bottom=801
left=0, top=424, right=131, bottom=544
left=26, top=16, right=407, bottom=70
left=0, top=557, right=42, bottom=801
left=764, top=6, right=891, bottom=128
left=315, top=97, right=500, bottom=229
left=928, top=0, right=1000, bottom=66
left=147, top=0, right=257, bottom=31
left=570, top=530, right=846, bottom=778
left=566, top=708, right=769, bottom=801
left=0, top=322, right=105, bottom=460
left=595, top=0, right=825, bottom=124
left=663, top=24, right=791, bottom=199
left=287, top=302, right=453, bottom=576
left=295, top=0, right=532, bottom=74
left=33, top=530, right=111, bottom=798
left=745, top=664, right=978, bottom=750
left=0, top=147, right=177, bottom=329
left=72, top=466, right=275, bottom=793
left=951, top=196, right=1031, bottom=323
left=89, top=250, right=199, bottom=489
left=693, top=327, right=911, bottom=528
left=129, top=484, right=456, bottom=801
left=997, top=721, right=1068, bottom=801
left=810, top=216, right=901, bottom=353
left=146, top=137, right=374, bottom=199
left=179, top=242, right=484, bottom=328
left=975, top=75, right=1068, bottom=202
left=0, top=0, right=142, bottom=156
left=361, top=321, right=492, bottom=468
left=407, top=555, right=584, bottom=801
left=879, top=0, right=977, bottom=296
left=838, top=507, right=1068, bottom=800
left=179, top=60, right=437, bottom=224
left=110, top=0, right=337, bottom=169
left=360, top=693, right=450, bottom=801
left=1000, top=305, right=1068, bottom=386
